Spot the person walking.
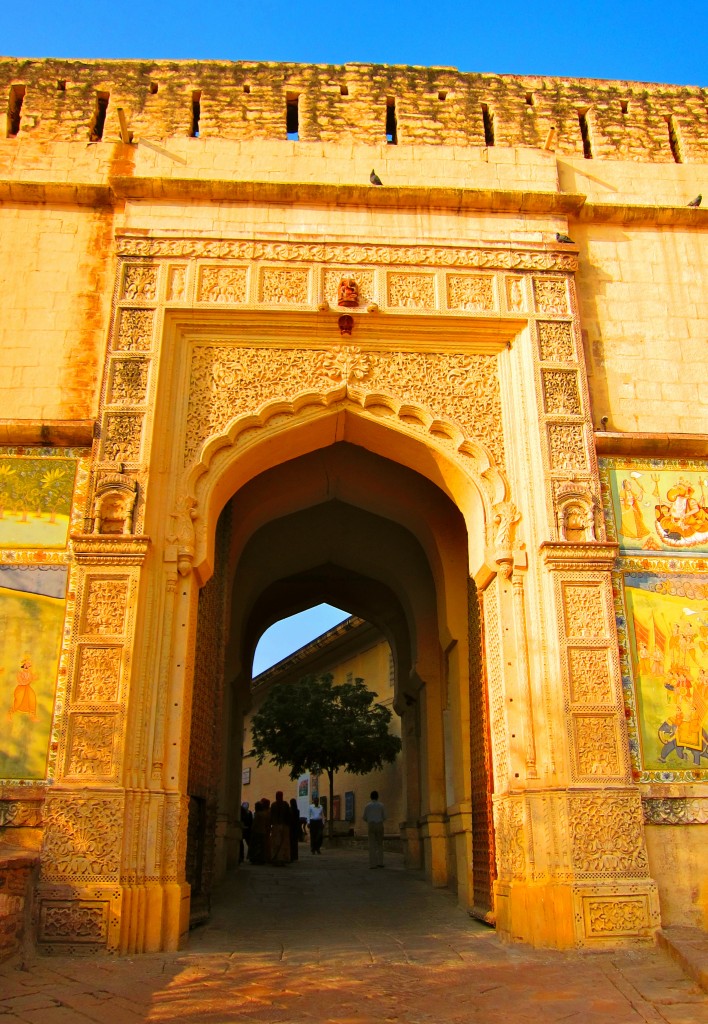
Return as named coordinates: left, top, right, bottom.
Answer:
left=363, top=790, right=386, bottom=868
left=289, top=798, right=301, bottom=861
left=270, top=791, right=291, bottom=866
left=308, top=795, right=325, bottom=855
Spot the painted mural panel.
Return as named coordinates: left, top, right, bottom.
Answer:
left=0, top=566, right=68, bottom=779
left=601, top=458, right=708, bottom=555
left=0, top=456, right=77, bottom=549
left=620, top=573, right=708, bottom=781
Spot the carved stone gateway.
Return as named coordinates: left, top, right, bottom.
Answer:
left=24, top=231, right=661, bottom=954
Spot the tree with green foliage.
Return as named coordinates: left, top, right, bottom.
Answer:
left=250, top=673, right=402, bottom=839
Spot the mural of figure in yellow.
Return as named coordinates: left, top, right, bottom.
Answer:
left=606, top=462, right=708, bottom=554
left=7, top=655, right=38, bottom=721
left=619, top=477, right=651, bottom=540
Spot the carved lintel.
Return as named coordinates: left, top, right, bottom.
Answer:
left=71, top=534, right=150, bottom=565
left=540, top=541, right=619, bottom=572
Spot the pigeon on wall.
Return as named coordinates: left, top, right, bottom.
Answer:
left=370, top=170, right=383, bottom=185
left=556, top=232, right=574, bottom=244
left=687, top=195, right=702, bottom=207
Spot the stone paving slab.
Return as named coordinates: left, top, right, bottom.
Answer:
left=1, top=848, right=707, bottom=1023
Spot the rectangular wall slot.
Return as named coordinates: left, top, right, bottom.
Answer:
left=88, top=91, right=109, bottom=142
left=149, top=82, right=158, bottom=95
left=7, top=84, right=26, bottom=137
left=578, top=108, right=593, bottom=159
left=286, top=93, right=299, bottom=140
left=525, top=92, right=534, bottom=106
left=243, top=83, right=251, bottom=94
left=386, top=97, right=397, bottom=144
left=438, top=90, right=448, bottom=101
left=340, top=84, right=348, bottom=96
left=56, top=80, right=66, bottom=92
left=481, top=103, right=495, bottom=146
left=620, top=99, right=629, bottom=115
left=190, top=90, right=201, bottom=137
left=666, top=115, right=683, bottom=163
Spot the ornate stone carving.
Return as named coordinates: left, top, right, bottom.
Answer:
left=548, top=424, right=586, bottom=471
left=568, top=647, right=613, bottom=703
left=484, top=584, right=509, bottom=791
left=642, top=797, right=708, bottom=825
left=83, top=578, right=129, bottom=635
left=167, top=265, right=187, bottom=301
left=66, top=714, right=117, bottom=777
left=337, top=276, right=360, bottom=307
left=555, top=482, right=599, bottom=543
left=167, top=494, right=198, bottom=575
left=388, top=273, right=436, bottom=309
left=260, top=267, right=310, bottom=304
left=494, top=799, right=525, bottom=880
left=542, top=370, right=581, bottom=415
left=184, top=347, right=504, bottom=466
left=101, top=413, right=143, bottom=463
left=74, top=646, right=122, bottom=702
left=569, top=793, right=648, bottom=876
left=108, top=358, right=149, bottom=406
left=42, top=795, right=123, bottom=880
left=0, top=799, right=43, bottom=828
left=117, top=237, right=579, bottom=274
left=122, top=264, right=158, bottom=302
left=446, top=274, right=494, bottom=311
left=506, top=277, right=524, bottom=312
left=197, top=265, right=247, bottom=303
left=115, top=309, right=154, bottom=352
left=584, top=897, right=649, bottom=935
left=39, top=901, right=108, bottom=943
left=563, top=585, right=607, bottom=638
left=91, top=473, right=138, bottom=535
left=323, top=270, right=374, bottom=307
left=573, top=716, right=621, bottom=776
left=533, top=277, right=568, bottom=315
left=537, top=321, right=575, bottom=362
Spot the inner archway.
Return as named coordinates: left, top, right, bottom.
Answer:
left=185, top=439, right=495, bottom=925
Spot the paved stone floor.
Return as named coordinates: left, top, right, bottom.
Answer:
left=1, top=847, right=707, bottom=1023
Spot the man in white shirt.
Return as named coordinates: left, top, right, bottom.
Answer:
left=362, top=790, right=386, bottom=868
left=308, top=795, right=325, bottom=854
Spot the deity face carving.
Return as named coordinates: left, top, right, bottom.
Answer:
left=338, top=277, right=359, bottom=307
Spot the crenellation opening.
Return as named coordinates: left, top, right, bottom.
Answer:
left=88, top=91, right=109, bottom=142
left=620, top=99, right=629, bottom=115
left=386, top=96, right=397, bottom=144
left=286, top=92, right=300, bottom=140
left=190, top=90, right=201, bottom=138
left=665, top=114, right=683, bottom=163
left=578, top=107, right=593, bottom=159
left=525, top=92, right=534, bottom=106
left=6, top=84, right=26, bottom=137
left=481, top=103, right=495, bottom=145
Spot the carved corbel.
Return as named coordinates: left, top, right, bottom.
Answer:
left=492, top=501, right=520, bottom=579
left=167, top=494, right=198, bottom=575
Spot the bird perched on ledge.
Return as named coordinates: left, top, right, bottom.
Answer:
left=556, top=232, right=574, bottom=244
left=687, top=195, right=702, bottom=207
left=370, top=169, right=383, bottom=186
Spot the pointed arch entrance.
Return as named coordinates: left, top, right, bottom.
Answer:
left=36, top=246, right=659, bottom=955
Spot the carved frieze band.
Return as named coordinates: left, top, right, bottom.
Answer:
left=642, top=797, right=708, bottom=825
left=185, top=346, right=505, bottom=467
left=116, top=236, right=579, bottom=273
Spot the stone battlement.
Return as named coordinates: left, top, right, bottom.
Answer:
left=1, top=58, right=707, bottom=162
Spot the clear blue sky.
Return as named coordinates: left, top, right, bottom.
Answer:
left=3, top=0, right=705, bottom=86
left=6, top=3, right=702, bottom=670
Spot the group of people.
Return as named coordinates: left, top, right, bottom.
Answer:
left=239, top=790, right=387, bottom=869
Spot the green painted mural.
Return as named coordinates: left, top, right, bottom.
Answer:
left=0, top=456, right=77, bottom=549
left=0, top=566, right=68, bottom=779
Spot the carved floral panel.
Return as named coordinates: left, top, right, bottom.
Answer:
left=39, top=901, right=108, bottom=943
left=101, top=413, right=143, bottom=463
left=493, top=798, right=525, bottom=880
left=260, top=267, right=310, bottom=304
left=74, top=646, right=123, bottom=702
left=583, top=897, right=649, bottom=935
left=533, top=277, right=568, bottom=315
left=568, top=647, right=614, bottom=703
left=542, top=370, right=581, bottom=415
left=108, top=359, right=149, bottom=406
left=573, top=715, right=621, bottom=776
left=548, top=424, right=586, bottom=471
left=568, top=793, right=648, bottom=876
left=121, top=265, right=158, bottom=303
left=115, top=309, right=154, bottom=353
left=562, top=584, right=607, bottom=638
left=41, top=795, right=124, bottom=880
left=387, top=273, right=436, bottom=309
left=197, top=265, right=247, bottom=303
left=66, top=714, right=117, bottom=778
left=537, top=321, right=575, bottom=362
left=446, top=274, right=494, bottom=311
left=82, top=578, right=129, bottom=636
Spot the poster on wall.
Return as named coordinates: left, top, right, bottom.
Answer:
left=621, top=571, right=708, bottom=781
left=602, top=460, right=708, bottom=555
left=0, top=565, right=68, bottom=779
left=0, top=456, right=78, bottom=549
